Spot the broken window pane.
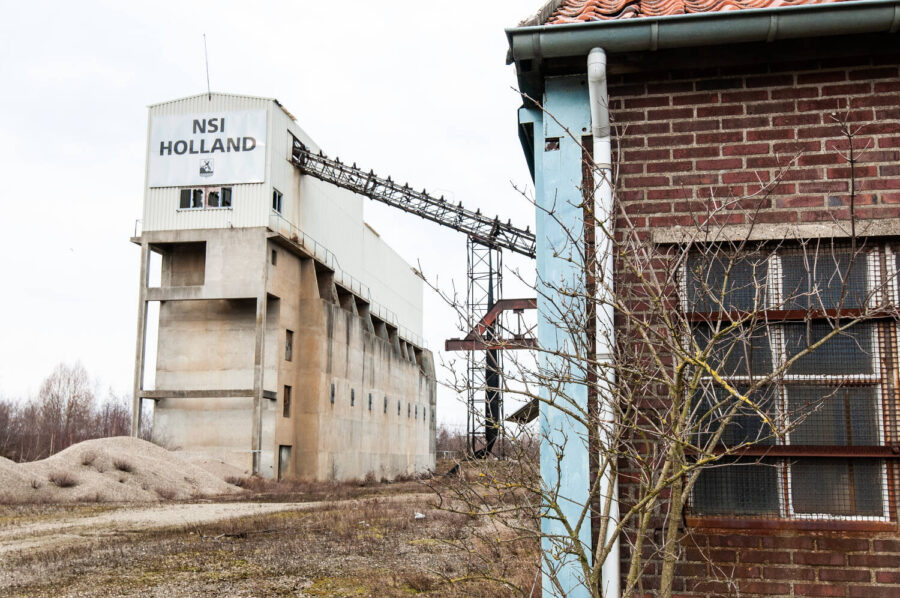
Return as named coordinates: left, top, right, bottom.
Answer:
left=191, top=189, right=203, bottom=208
left=179, top=189, right=191, bottom=209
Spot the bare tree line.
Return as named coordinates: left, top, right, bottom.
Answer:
left=0, top=362, right=147, bottom=462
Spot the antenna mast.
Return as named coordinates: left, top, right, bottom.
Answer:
left=203, top=34, right=211, bottom=100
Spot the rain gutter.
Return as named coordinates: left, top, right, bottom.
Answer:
left=507, top=0, right=900, bottom=64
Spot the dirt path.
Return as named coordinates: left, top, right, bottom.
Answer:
left=0, top=501, right=318, bottom=556
left=0, top=493, right=434, bottom=559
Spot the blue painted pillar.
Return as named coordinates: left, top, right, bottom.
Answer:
left=522, top=76, right=593, bottom=598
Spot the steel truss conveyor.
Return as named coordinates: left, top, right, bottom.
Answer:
left=290, top=139, right=536, bottom=259
left=289, top=137, right=537, bottom=459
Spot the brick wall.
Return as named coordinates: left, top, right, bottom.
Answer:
left=607, top=51, right=900, bottom=598
left=609, top=53, right=900, bottom=234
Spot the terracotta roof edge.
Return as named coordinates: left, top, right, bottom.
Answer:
left=518, top=0, right=569, bottom=27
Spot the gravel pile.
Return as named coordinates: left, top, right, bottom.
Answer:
left=0, top=437, right=244, bottom=503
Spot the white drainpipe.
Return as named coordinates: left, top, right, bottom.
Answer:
left=587, top=46, right=620, bottom=598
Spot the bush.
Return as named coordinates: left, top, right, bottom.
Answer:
left=80, top=451, right=97, bottom=466
left=48, top=472, right=78, bottom=488
left=113, top=459, right=134, bottom=473
left=155, top=487, right=177, bottom=500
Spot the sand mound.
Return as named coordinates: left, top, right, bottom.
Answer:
left=0, top=437, right=243, bottom=503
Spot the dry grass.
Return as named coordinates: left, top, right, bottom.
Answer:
left=2, top=482, right=539, bottom=597
left=79, top=451, right=97, bottom=467
left=112, top=458, right=134, bottom=473
left=47, top=471, right=78, bottom=488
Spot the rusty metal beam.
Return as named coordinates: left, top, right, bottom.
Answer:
left=445, top=337, right=538, bottom=351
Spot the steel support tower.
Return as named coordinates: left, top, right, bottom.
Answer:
left=290, top=139, right=536, bottom=458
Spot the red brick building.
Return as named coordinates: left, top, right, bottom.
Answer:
left=508, top=0, right=900, bottom=596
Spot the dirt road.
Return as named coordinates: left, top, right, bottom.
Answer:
left=0, top=501, right=317, bottom=557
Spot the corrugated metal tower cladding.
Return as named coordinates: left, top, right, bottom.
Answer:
left=131, top=93, right=436, bottom=481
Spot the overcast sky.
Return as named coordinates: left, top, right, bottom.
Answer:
left=0, top=1, right=538, bottom=429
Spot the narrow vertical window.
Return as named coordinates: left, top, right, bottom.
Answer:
left=271, top=249, right=278, bottom=266
left=384, top=396, right=388, bottom=414
left=272, top=188, right=283, bottom=213
left=285, top=329, right=293, bottom=361
left=368, top=393, right=373, bottom=411
left=330, top=383, right=335, bottom=405
left=221, top=187, right=232, bottom=207
left=283, top=385, right=291, bottom=418
left=351, top=389, right=355, bottom=406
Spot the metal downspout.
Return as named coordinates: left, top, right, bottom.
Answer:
left=588, top=47, right=620, bottom=598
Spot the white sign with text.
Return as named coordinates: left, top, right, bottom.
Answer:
left=147, top=109, right=267, bottom=187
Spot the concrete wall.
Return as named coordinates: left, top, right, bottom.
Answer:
left=268, top=240, right=436, bottom=481
left=147, top=227, right=435, bottom=481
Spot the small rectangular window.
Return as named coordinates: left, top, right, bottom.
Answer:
left=179, top=189, right=192, bottom=209
left=191, top=189, right=204, bottom=209
left=283, top=385, right=292, bottom=418
left=285, top=330, right=293, bottom=361
left=271, top=250, right=278, bottom=266
left=221, top=187, right=232, bottom=207
left=207, top=190, right=220, bottom=208
left=273, top=188, right=283, bottom=213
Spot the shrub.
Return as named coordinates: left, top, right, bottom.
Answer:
left=80, top=451, right=97, bottom=466
left=30, top=479, right=42, bottom=490
left=155, top=487, right=176, bottom=500
left=48, top=472, right=78, bottom=488
left=113, top=459, right=134, bottom=473
left=225, top=476, right=246, bottom=487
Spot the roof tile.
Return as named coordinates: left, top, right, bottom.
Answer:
left=546, top=0, right=855, bottom=23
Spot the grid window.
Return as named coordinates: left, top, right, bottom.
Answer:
left=686, top=245, right=893, bottom=522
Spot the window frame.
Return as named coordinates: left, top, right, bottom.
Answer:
left=272, top=188, right=283, bottom=214
left=683, top=244, right=896, bottom=525
left=177, top=186, right=233, bottom=211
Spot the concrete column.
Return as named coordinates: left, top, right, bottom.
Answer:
left=251, top=245, right=270, bottom=474
left=131, top=242, right=150, bottom=437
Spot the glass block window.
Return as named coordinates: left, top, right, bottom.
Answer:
left=685, top=244, right=894, bottom=522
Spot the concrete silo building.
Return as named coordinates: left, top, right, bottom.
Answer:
left=130, top=93, right=436, bottom=481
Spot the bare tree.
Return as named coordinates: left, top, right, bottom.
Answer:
left=429, top=114, right=892, bottom=598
